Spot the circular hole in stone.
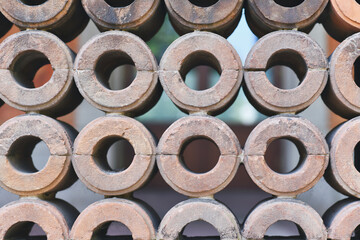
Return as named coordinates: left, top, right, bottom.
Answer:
left=265, top=220, right=305, bottom=238
left=5, top=222, right=47, bottom=239
left=20, top=0, right=47, bottom=6
left=266, top=50, right=307, bottom=90
left=93, top=136, right=135, bottom=173
left=95, top=51, right=137, bottom=90
left=7, top=136, right=50, bottom=173
left=189, top=0, right=219, bottom=7
left=356, top=0, right=360, bottom=4
left=180, top=51, right=221, bottom=91
left=274, top=0, right=305, bottom=7
left=11, top=51, right=53, bottom=88
left=182, top=220, right=220, bottom=238
left=265, top=138, right=306, bottom=174
left=92, top=221, right=132, bottom=239
left=181, top=137, right=220, bottom=174
left=351, top=225, right=360, bottom=239
left=353, top=56, right=360, bottom=87
left=353, top=142, right=360, bottom=173
left=104, top=0, right=135, bottom=8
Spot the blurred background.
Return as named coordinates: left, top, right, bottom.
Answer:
left=0, top=8, right=351, bottom=239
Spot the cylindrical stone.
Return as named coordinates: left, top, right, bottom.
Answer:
left=0, top=198, right=78, bottom=240
left=0, top=0, right=89, bottom=42
left=73, top=115, right=156, bottom=196
left=159, top=31, right=243, bottom=115
left=0, top=30, right=82, bottom=117
left=242, top=198, right=327, bottom=240
left=164, top=0, right=243, bottom=38
left=81, top=0, right=165, bottom=41
left=70, top=198, right=158, bottom=240
left=157, top=115, right=241, bottom=197
left=244, top=31, right=328, bottom=115
left=245, top=0, right=328, bottom=37
left=322, top=33, right=360, bottom=119
left=325, top=117, right=360, bottom=198
left=157, top=198, right=241, bottom=240
left=0, top=114, right=77, bottom=196
left=74, top=31, right=161, bottom=116
left=322, top=0, right=360, bottom=42
left=244, top=114, right=329, bottom=197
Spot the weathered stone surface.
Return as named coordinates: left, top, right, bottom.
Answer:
left=74, top=31, right=161, bottom=116
left=242, top=198, right=327, bottom=240
left=82, top=0, right=165, bottom=41
left=70, top=198, right=158, bottom=240
left=0, top=30, right=82, bottom=117
left=244, top=114, right=329, bottom=197
left=245, top=0, right=328, bottom=37
left=0, top=0, right=88, bottom=42
left=157, top=198, right=241, bottom=240
left=322, top=33, right=360, bottom=119
left=0, top=114, right=77, bottom=196
left=73, top=115, right=156, bottom=196
left=157, top=115, right=241, bottom=197
left=244, top=30, right=328, bottom=115
left=160, top=31, right=243, bottom=115
left=165, top=0, right=243, bottom=37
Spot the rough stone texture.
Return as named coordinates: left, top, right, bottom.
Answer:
left=74, top=31, right=161, bottom=116
left=157, top=198, right=241, bottom=240
left=160, top=31, right=243, bottom=115
left=0, top=198, right=78, bottom=240
left=70, top=198, right=158, bottom=240
left=73, top=115, right=156, bottom=196
left=82, top=0, right=165, bottom=41
left=324, top=199, right=360, bottom=240
left=157, top=115, right=241, bottom=197
left=245, top=0, right=328, bottom=37
left=0, top=0, right=88, bottom=42
left=164, top=0, right=243, bottom=38
left=244, top=114, right=329, bottom=197
left=0, top=114, right=77, bottom=196
left=244, top=31, right=328, bottom=116
left=322, top=0, right=360, bottom=42
left=242, top=198, right=327, bottom=240
left=0, top=30, right=83, bottom=117
left=322, top=33, right=360, bottom=119
left=325, top=117, right=360, bottom=198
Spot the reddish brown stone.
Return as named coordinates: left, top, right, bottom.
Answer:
left=244, top=114, right=329, bottom=197
left=244, top=31, right=328, bottom=115
left=70, top=198, right=158, bottom=240
left=74, top=31, right=161, bottom=116
left=0, top=114, right=77, bottom=196
left=73, top=115, right=156, bottom=196
left=160, top=31, right=243, bottom=115
left=164, top=0, right=243, bottom=37
left=157, top=198, right=241, bottom=240
left=242, top=198, right=327, bottom=240
left=157, top=115, right=241, bottom=197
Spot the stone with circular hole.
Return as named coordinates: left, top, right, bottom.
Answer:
left=0, top=30, right=82, bottom=117
left=70, top=198, right=158, bottom=240
left=74, top=31, right=161, bottom=116
left=322, top=33, right=360, bottom=119
left=159, top=31, right=243, bottom=115
left=242, top=198, right=327, bottom=240
left=0, top=0, right=88, bottom=42
left=324, top=199, right=360, bottom=240
left=322, top=0, right=360, bottom=42
left=324, top=117, right=360, bottom=198
left=73, top=115, right=156, bottom=196
left=82, top=0, right=165, bottom=41
left=244, top=31, right=328, bottom=115
left=245, top=0, right=328, bottom=37
left=164, top=0, right=243, bottom=37
left=157, top=198, right=241, bottom=240
left=0, top=198, right=78, bottom=240
left=157, top=115, right=241, bottom=197
left=0, top=114, right=77, bottom=196
left=244, top=114, right=328, bottom=197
